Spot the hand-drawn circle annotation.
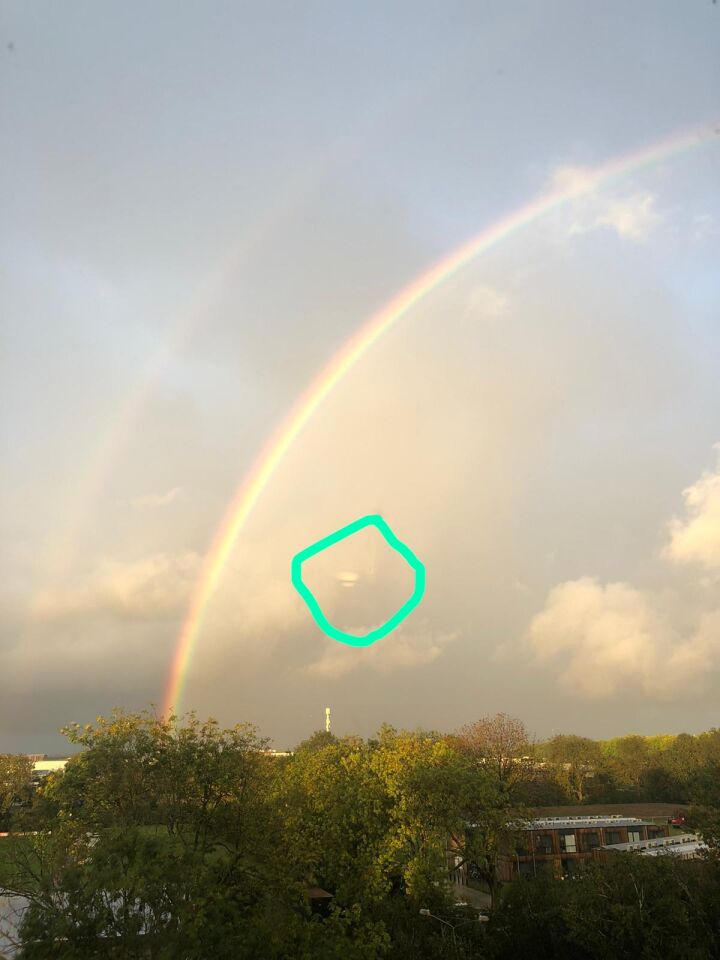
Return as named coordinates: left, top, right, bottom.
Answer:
left=291, top=514, right=426, bottom=646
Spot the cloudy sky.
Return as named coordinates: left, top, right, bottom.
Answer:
left=1, top=1, right=719, bottom=752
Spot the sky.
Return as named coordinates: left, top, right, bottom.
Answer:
left=1, top=1, right=719, bottom=753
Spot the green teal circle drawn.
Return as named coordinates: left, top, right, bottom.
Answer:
left=291, top=514, right=426, bottom=647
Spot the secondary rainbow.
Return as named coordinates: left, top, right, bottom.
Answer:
left=163, top=123, right=718, bottom=717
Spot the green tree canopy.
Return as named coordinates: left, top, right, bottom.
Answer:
left=0, top=755, right=33, bottom=827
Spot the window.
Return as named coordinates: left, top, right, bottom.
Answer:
left=559, top=831, right=577, bottom=853
left=628, top=830, right=641, bottom=843
left=534, top=833, right=553, bottom=855
left=605, top=830, right=622, bottom=846
left=581, top=832, right=600, bottom=852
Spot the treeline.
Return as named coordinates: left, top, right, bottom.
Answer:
left=519, top=728, right=720, bottom=805
left=4, top=721, right=719, bottom=827
left=0, top=710, right=718, bottom=959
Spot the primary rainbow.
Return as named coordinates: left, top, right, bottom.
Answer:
left=163, top=123, right=718, bottom=717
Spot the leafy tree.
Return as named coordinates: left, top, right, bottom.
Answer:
left=295, top=730, right=338, bottom=754
left=544, top=735, right=602, bottom=804
left=689, top=752, right=720, bottom=854
left=451, top=713, right=533, bottom=795
left=601, top=735, right=653, bottom=795
left=488, top=854, right=720, bottom=960
left=8, top=710, right=384, bottom=959
left=48, top=710, right=274, bottom=846
left=665, top=733, right=702, bottom=785
left=639, top=763, right=678, bottom=802
left=0, top=755, right=33, bottom=828
left=7, top=709, right=720, bottom=958
left=12, top=824, right=389, bottom=959
left=512, top=765, right=569, bottom=806
left=369, top=731, right=473, bottom=902
left=279, top=728, right=499, bottom=952
left=279, top=734, right=392, bottom=908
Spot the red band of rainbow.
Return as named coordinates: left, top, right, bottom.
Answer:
left=163, top=123, right=719, bottom=718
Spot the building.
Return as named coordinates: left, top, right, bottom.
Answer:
left=495, top=815, right=669, bottom=880
left=594, top=832, right=707, bottom=862
left=31, top=759, right=69, bottom=783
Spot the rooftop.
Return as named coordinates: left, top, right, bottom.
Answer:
left=523, top=815, right=654, bottom=830
left=602, top=833, right=708, bottom=857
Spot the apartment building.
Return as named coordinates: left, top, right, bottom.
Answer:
left=496, top=815, right=668, bottom=880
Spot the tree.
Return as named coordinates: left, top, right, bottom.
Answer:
left=488, top=854, right=720, bottom=959
left=689, top=754, right=720, bottom=855
left=665, top=733, right=701, bottom=785
left=639, top=764, right=678, bottom=803
left=369, top=731, right=473, bottom=902
left=601, top=735, right=654, bottom=796
left=0, top=755, right=33, bottom=828
left=51, top=709, right=274, bottom=843
left=461, top=777, right=526, bottom=910
left=279, top=728, right=486, bottom=956
left=512, top=765, right=568, bottom=806
left=437, top=720, right=529, bottom=909
left=9, top=709, right=719, bottom=959
left=452, top=713, right=532, bottom=795
left=279, top=734, right=392, bottom=908
left=7, top=710, right=324, bottom=959
left=544, top=735, right=602, bottom=803
left=295, top=730, right=338, bottom=754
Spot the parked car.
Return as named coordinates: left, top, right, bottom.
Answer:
left=667, top=812, right=686, bottom=827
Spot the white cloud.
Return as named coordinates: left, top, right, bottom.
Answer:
left=550, top=164, right=600, bottom=197
left=463, top=285, right=508, bottom=321
left=526, top=577, right=719, bottom=700
left=304, top=626, right=457, bottom=679
left=131, top=486, right=183, bottom=508
left=664, top=447, right=720, bottom=569
left=527, top=578, right=669, bottom=697
left=593, top=193, right=660, bottom=241
left=549, top=165, right=661, bottom=242
left=32, top=551, right=201, bottom=622
left=656, top=609, right=720, bottom=697
left=525, top=450, right=720, bottom=700
left=569, top=190, right=661, bottom=242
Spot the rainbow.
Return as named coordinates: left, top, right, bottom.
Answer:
left=163, top=123, right=718, bottom=717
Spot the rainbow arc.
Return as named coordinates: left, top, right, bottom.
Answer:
left=163, top=123, right=718, bottom=718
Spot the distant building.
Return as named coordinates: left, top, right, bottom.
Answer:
left=31, top=759, right=69, bottom=783
left=490, top=815, right=669, bottom=880
left=595, top=832, right=707, bottom=862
